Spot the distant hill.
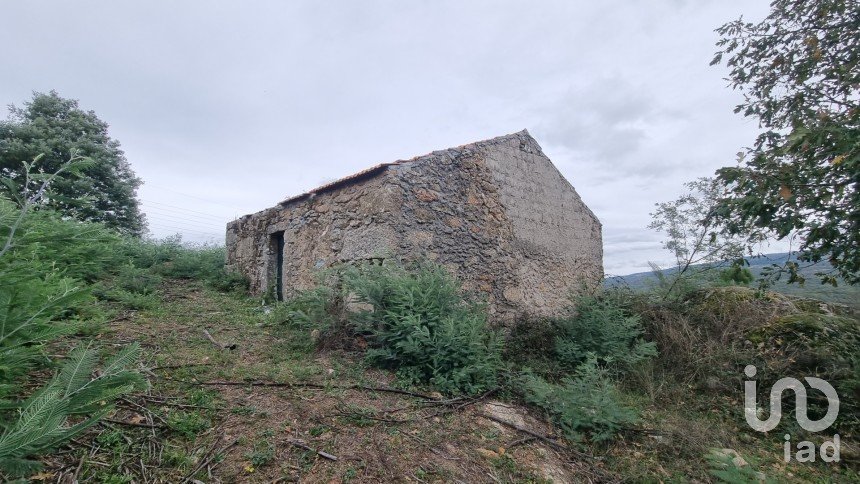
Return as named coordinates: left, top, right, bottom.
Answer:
left=606, top=252, right=860, bottom=309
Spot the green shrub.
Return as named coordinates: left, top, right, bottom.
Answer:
left=8, top=209, right=125, bottom=282
left=269, top=285, right=340, bottom=331
left=705, top=448, right=774, bottom=483
left=344, top=262, right=502, bottom=395
left=749, top=312, right=860, bottom=432
left=554, top=292, right=656, bottom=373
left=121, top=236, right=247, bottom=292
left=718, top=266, right=754, bottom=285
left=92, top=285, right=159, bottom=310
left=0, top=273, right=86, bottom=393
left=208, top=270, right=249, bottom=292
left=115, top=263, right=162, bottom=295
left=503, top=317, right=560, bottom=377
left=519, top=357, right=638, bottom=443
left=264, top=284, right=344, bottom=353
left=0, top=161, right=147, bottom=479
left=120, top=235, right=183, bottom=269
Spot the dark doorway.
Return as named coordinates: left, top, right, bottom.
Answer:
left=271, top=231, right=285, bottom=301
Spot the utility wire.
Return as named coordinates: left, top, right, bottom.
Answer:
left=141, top=199, right=226, bottom=220
left=145, top=185, right=238, bottom=210
left=147, top=223, right=222, bottom=237
left=144, top=210, right=226, bottom=230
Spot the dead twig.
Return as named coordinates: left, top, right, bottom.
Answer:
left=477, top=412, right=584, bottom=457
left=170, top=377, right=439, bottom=400
left=202, top=329, right=237, bottom=350
left=180, top=438, right=239, bottom=484
left=149, top=363, right=214, bottom=371
left=119, top=397, right=169, bottom=426
left=286, top=439, right=338, bottom=461
left=71, top=452, right=86, bottom=483
left=507, top=436, right=538, bottom=448
left=102, top=418, right=166, bottom=430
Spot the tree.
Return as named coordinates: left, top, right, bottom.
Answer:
left=710, top=0, right=859, bottom=285
left=0, top=91, right=146, bottom=235
left=649, top=178, right=764, bottom=297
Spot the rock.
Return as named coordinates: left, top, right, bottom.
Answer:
left=712, top=448, right=748, bottom=467
left=415, top=188, right=439, bottom=202
left=476, top=448, right=499, bottom=459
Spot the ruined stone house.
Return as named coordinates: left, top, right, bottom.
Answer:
left=226, top=130, right=603, bottom=322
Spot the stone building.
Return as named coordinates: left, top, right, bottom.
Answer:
left=226, top=130, right=602, bottom=322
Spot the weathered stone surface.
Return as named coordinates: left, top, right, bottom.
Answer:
left=225, top=130, right=603, bottom=323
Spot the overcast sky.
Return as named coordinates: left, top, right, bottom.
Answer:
left=2, top=0, right=774, bottom=275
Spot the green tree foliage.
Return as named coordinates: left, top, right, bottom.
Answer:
left=0, top=91, right=145, bottom=235
left=711, top=0, right=860, bottom=284
left=344, top=263, right=502, bottom=395
left=0, top=159, right=145, bottom=479
left=0, top=344, right=146, bottom=478
left=718, top=265, right=755, bottom=285
left=649, top=177, right=764, bottom=297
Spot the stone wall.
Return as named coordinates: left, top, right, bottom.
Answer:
left=226, top=130, right=603, bottom=322
left=387, top=148, right=521, bottom=321
left=383, top=131, right=603, bottom=321
left=226, top=172, right=400, bottom=296
left=482, top=132, right=604, bottom=317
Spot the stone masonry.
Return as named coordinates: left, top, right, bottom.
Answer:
left=225, top=130, right=603, bottom=323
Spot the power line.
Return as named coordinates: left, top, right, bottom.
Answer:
left=144, top=210, right=226, bottom=230
left=141, top=199, right=227, bottom=220
left=145, top=185, right=238, bottom=210
left=147, top=223, right=222, bottom=237
left=143, top=207, right=225, bottom=226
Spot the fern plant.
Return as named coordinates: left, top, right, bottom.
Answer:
left=705, top=448, right=775, bottom=483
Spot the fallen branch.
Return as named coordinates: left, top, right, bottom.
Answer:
left=175, top=378, right=439, bottom=400
left=203, top=329, right=237, bottom=350
left=477, top=412, right=583, bottom=456
left=102, top=418, right=166, bottom=430
left=150, top=363, right=215, bottom=371
left=286, top=439, right=338, bottom=461
left=330, top=387, right=497, bottom=423
left=507, top=436, right=538, bottom=448
left=180, top=438, right=239, bottom=484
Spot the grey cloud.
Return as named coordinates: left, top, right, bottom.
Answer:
left=0, top=0, right=771, bottom=275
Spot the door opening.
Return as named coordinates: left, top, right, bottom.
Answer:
left=271, top=231, right=285, bottom=301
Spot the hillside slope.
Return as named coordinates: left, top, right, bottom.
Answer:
left=607, top=252, right=860, bottom=308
